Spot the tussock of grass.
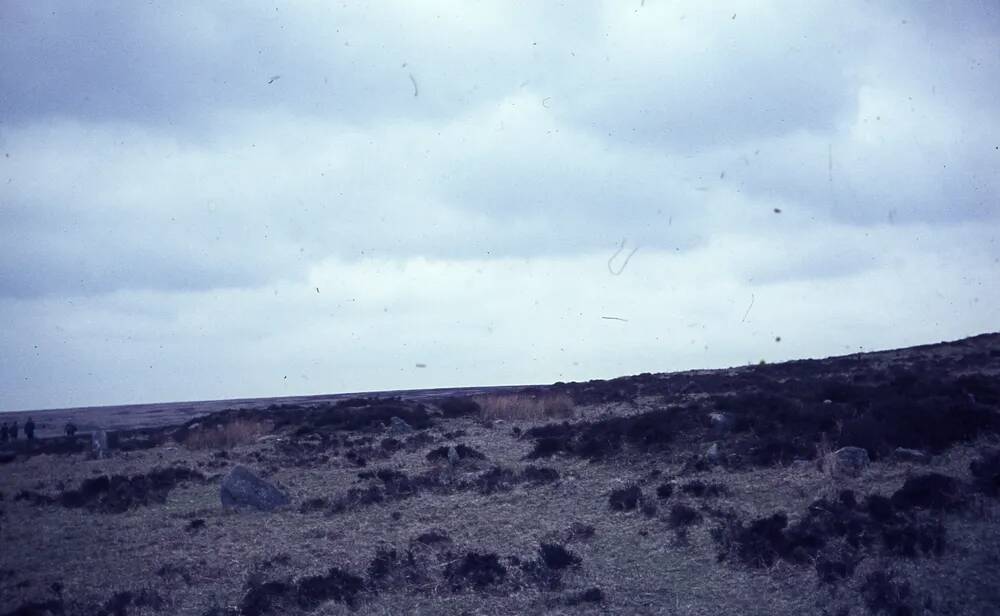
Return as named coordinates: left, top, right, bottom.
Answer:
left=475, top=392, right=575, bottom=422
left=183, top=419, right=269, bottom=450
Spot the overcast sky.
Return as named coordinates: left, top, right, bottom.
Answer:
left=1, top=1, right=998, bottom=412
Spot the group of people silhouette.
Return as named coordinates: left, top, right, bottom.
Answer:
left=0, top=418, right=34, bottom=442
left=0, top=418, right=79, bottom=443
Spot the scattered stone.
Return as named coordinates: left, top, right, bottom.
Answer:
left=828, top=446, right=870, bottom=478
left=893, top=447, right=931, bottom=464
left=220, top=465, right=290, bottom=512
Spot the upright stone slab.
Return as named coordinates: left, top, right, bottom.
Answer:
left=220, top=465, right=290, bottom=512
left=388, top=416, right=414, bottom=435
left=91, top=429, right=109, bottom=459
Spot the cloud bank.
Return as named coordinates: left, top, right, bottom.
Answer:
left=1, top=1, right=997, bottom=410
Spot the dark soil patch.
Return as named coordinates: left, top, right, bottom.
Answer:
left=56, top=467, right=204, bottom=513
left=329, top=484, right=385, bottom=513
left=668, top=504, right=702, bottom=528
left=520, top=465, right=560, bottom=484
left=860, top=570, right=913, bottom=616
left=366, top=546, right=429, bottom=590
left=426, top=444, right=486, bottom=462
left=475, top=467, right=518, bottom=495
left=538, top=543, right=581, bottom=570
left=680, top=480, right=725, bottom=497
left=97, top=589, right=164, bottom=616
left=0, top=600, right=65, bottom=616
left=608, top=485, right=641, bottom=512
left=970, top=448, right=1000, bottom=496
left=565, top=587, right=604, bottom=605
left=295, top=568, right=365, bottom=610
left=890, top=473, right=965, bottom=511
left=815, top=553, right=859, bottom=584
left=414, top=529, right=451, bottom=545
left=714, top=486, right=954, bottom=575
left=437, top=397, right=481, bottom=418
left=444, top=552, right=507, bottom=590
left=239, top=581, right=295, bottom=616
left=240, top=567, right=365, bottom=615
left=566, top=522, right=595, bottom=541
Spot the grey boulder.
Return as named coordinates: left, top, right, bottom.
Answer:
left=708, top=412, right=734, bottom=435
left=220, top=465, right=290, bottom=512
left=828, top=446, right=870, bottom=478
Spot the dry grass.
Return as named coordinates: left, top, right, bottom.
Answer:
left=475, top=392, right=575, bottom=422
left=183, top=419, right=269, bottom=450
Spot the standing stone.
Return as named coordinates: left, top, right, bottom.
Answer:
left=706, top=443, right=722, bottom=464
left=388, top=416, right=414, bottom=435
left=828, top=446, right=870, bottom=478
left=220, top=465, right=290, bottom=511
left=91, top=429, right=109, bottom=459
left=447, top=446, right=460, bottom=466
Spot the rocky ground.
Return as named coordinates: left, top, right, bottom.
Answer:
left=1, top=333, right=999, bottom=615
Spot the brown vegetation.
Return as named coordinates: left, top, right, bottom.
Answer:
left=474, top=392, right=575, bottom=422
left=183, top=419, right=270, bottom=450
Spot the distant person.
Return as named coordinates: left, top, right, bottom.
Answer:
left=9, top=420, right=18, bottom=440
left=24, top=418, right=35, bottom=440
left=0, top=422, right=8, bottom=443
left=65, top=422, right=78, bottom=437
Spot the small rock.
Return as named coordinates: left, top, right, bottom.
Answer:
left=220, top=465, right=290, bottom=512
left=387, top=416, right=414, bottom=435
left=447, top=446, right=460, bottom=465
left=893, top=447, right=931, bottom=464
left=708, top=413, right=733, bottom=435
left=822, top=399, right=833, bottom=405
left=828, top=447, right=870, bottom=478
